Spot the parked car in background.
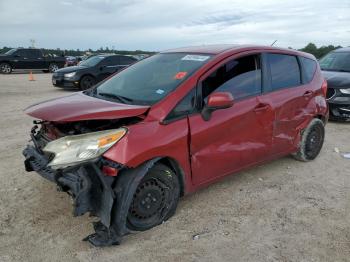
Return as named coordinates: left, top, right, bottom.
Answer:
left=65, top=56, right=79, bottom=67
left=52, top=54, right=137, bottom=90
left=23, top=45, right=328, bottom=246
left=0, top=48, right=65, bottom=73
left=320, top=47, right=350, bottom=121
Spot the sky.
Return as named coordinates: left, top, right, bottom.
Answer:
left=0, top=0, right=349, bottom=51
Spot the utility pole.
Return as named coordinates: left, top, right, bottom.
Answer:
left=30, top=39, right=36, bottom=48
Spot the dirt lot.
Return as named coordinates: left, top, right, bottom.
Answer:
left=0, top=73, right=349, bottom=262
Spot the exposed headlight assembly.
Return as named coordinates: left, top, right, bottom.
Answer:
left=339, top=88, right=350, bottom=94
left=64, top=72, right=76, bottom=78
left=43, top=128, right=127, bottom=169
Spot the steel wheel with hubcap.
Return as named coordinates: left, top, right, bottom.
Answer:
left=0, top=63, right=12, bottom=74
left=127, top=163, right=180, bottom=231
left=48, top=63, right=59, bottom=73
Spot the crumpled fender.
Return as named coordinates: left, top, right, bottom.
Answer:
left=84, top=158, right=161, bottom=246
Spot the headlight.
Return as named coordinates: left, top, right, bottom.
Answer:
left=64, top=72, right=76, bottom=78
left=43, top=128, right=127, bottom=169
left=339, top=88, right=350, bottom=94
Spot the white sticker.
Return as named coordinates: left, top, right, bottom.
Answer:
left=181, top=55, right=210, bottom=62
left=156, top=89, right=165, bottom=94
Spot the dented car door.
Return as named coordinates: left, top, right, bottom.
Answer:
left=189, top=53, right=274, bottom=186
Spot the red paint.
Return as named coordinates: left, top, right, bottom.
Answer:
left=24, top=92, right=149, bottom=122
left=207, top=92, right=234, bottom=108
left=102, top=166, right=118, bottom=177
left=25, top=45, right=328, bottom=195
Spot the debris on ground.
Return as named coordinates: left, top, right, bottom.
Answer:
left=334, top=147, right=340, bottom=153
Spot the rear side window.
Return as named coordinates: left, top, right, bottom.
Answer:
left=299, top=56, right=317, bottom=83
left=120, top=56, right=137, bottom=65
left=267, top=54, right=301, bottom=90
left=103, top=56, right=120, bottom=66
left=201, top=54, right=262, bottom=101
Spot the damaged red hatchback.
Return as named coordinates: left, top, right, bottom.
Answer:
left=23, top=45, right=328, bottom=246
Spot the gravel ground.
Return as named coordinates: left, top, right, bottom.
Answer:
left=0, top=73, right=349, bottom=262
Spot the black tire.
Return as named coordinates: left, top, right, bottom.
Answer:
left=0, top=63, right=12, bottom=74
left=80, top=75, right=95, bottom=90
left=292, top=118, right=325, bottom=161
left=127, top=163, right=180, bottom=231
left=48, top=63, right=59, bottom=73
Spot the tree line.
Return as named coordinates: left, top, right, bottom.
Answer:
left=0, top=46, right=155, bottom=57
left=0, top=43, right=346, bottom=58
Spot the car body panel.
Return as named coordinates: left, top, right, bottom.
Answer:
left=24, top=92, right=150, bottom=122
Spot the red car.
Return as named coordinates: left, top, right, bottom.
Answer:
left=23, top=45, right=328, bottom=246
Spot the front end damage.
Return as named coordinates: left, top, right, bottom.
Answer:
left=22, top=120, right=155, bottom=246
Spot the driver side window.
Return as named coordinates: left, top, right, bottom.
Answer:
left=201, top=54, right=262, bottom=104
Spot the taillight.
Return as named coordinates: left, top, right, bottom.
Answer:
left=321, top=79, right=328, bottom=97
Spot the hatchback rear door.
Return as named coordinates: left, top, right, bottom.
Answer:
left=188, top=52, right=275, bottom=186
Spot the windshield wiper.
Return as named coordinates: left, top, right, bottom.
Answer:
left=98, top=92, right=134, bottom=104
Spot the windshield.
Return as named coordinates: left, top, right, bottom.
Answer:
left=79, top=56, right=105, bottom=67
left=319, top=52, right=350, bottom=72
left=5, top=49, right=17, bottom=55
left=92, top=53, right=212, bottom=105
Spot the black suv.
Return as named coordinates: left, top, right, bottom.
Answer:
left=0, top=48, right=65, bottom=73
left=320, top=47, right=350, bottom=121
left=52, top=55, right=137, bottom=90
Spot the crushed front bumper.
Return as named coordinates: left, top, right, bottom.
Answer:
left=23, top=144, right=160, bottom=246
left=23, top=145, right=119, bottom=245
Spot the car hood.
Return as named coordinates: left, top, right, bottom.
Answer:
left=55, top=65, right=88, bottom=74
left=322, top=70, right=350, bottom=88
left=25, top=92, right=150, bottom=122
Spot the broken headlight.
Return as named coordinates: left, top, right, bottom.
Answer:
left=43, top=128, right=127, bottom=169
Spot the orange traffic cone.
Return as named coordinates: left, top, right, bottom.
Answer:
left=29, top=71, right=35, bottom=81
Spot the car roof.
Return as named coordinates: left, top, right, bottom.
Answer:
left=161, top=44, right=310, bottom=57
left=333, top=47, right=350, bottom=52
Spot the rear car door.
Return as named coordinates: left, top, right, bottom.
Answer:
left=97, top=56, right=120, bottom=81
left=27, top=49, right=45, bottom=69
left=188, top=53, right=275, bottom=186
left=263, top=53, right=315, bottom=154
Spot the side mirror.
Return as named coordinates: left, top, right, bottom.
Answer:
left=100, top=65, right=106, bottom=70
left=201, top=92, right=234, bottom=121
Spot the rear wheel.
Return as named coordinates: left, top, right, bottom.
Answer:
left=127, top=163, right=180, bottom=231
left=48, top=63, right=59, bottom=73
left=292, top=118, right=325, bottom=161
left=80, top=75, right=95, bottom=90
left=0, top=63, right=12, bottom=74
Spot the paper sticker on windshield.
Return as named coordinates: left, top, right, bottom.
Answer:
left=174, top=71, right=187, bottom=80
left=181, top=55, right=210, bottom=62
left=156, top=89, right=165, bottom=95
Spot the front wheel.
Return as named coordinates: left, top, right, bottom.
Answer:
left=79, top=75, right=95, bottom=90
left=48, top=63, right=59, bottom=73
left=0, top=63, right=12, bottom=74
left=127, top=163, right=180, bottom=231
left=292, top=118, right=325, bottom=161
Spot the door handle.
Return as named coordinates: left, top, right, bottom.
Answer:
left=254, top=103, right=270, bottom=112
left=303, top=91, right=313, bottom=97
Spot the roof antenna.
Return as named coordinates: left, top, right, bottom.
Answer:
left=271, top=40, right=277, bottom=46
